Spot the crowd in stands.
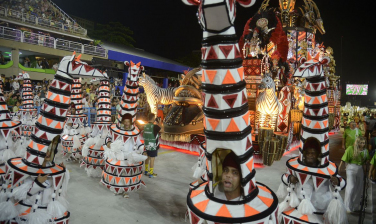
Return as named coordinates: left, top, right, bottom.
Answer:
left=1, top=0, right=79, bottom=30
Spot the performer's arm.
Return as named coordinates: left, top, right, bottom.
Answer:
left=28, top=174, right=49, bottom=195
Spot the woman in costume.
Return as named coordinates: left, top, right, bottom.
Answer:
left=339, top=136, right=369, bottom=213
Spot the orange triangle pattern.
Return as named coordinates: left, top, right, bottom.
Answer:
left=323, top=120, right=328, bottom=127
left=216, top=204, right=232, bottom=218
left=225, top=119, right=240, bottom=132
left=258, top=195, right=273, bottom=207
left=313, top=122, right=322, bottom=129
left=305, top=95, right=311, bottom=103
left=244, top=204, right=260, bottom=216
left=300, top=215, right=309, bottom=221
left=195, top=199, right=210, bottom=212
left=190, top=189, right=204, bottom=198
left=207, top=118, right=220, bottom=131
left=246, top=158, right=253, bottom=172
left=237, top=67, right=244, bottom=80
left=312, top=97, right=321, bottom=105
left=55, top=122, right=62, bottom=129
left=257, top=185, right=271, bottom=194
left=305, top=119, right=311, bottom=127
left=222, top=70, right=236, bottom=84
left=206, top=70, right=217, bottom=84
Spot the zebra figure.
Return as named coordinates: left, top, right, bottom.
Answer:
left=256, top=72, right=282, bottom=131
left=138, top=73, right=176, bottom=116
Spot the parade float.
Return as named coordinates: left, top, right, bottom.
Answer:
left=139, top=68, right=206, bottom=152
left=238, top=0, right=341, bottom=165
left=0, top=53, right=107, bottom=223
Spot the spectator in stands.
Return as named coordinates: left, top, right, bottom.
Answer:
left=7, top=94, right=17, bottom=106
left=24, top=57, right=31, bottom=67
left=12, top=80, right=20, bottom=92
left=41, top=58, right=49, bottom=69
left=4, top=78, right=11, bottom=92
left=86, top=85, right=90, bottom=94
left=90, top=90, right=95, bottom=102
left=34, top=91, right=41, bottom=107
left=115, top=87, right=121, bottom=96
left=82, top=94, right=90, bottom=113
left=13, top=100, right=21, bottom=113
left=365, top=115, right=376, bottom=141
left=40, top=86, right=46, bottom=98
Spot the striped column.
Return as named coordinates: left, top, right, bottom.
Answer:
left=18, top=73, right=38, bottom=138
left=27, top=73, right=73, bottom=165
left=184, top=1, right=278, bottom=224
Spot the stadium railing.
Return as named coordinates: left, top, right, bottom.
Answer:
left=0, top=26, right=107, bottom=58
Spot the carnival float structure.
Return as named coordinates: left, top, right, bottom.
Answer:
left=100, top=61, right=147, bottom=195
left=183, top=0, right=280, bottom=223
left=0, top=52, right=107, bottom=223
left=237, top=0, right=342, bottom=165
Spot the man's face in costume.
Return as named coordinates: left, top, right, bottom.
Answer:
left=221, top=166, right=241, bottom=193
left=122, top=119, right=132, bottom=130
left=303, top=148, right=320, bottom=167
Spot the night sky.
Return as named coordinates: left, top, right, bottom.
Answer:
left=53, top=0, right=375, bottom=107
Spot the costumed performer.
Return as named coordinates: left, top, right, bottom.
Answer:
left=342, top=121, right=362, bottom=150
left=100, top=61, right=146, bottom=198
left=278, top=54, right=347, bottom=224
left=339, top=136, right=369, bottom=213
left=81, top=78, right=112, bottom=177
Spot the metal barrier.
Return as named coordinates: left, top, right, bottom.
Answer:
left=0, top=26, right=107, bottom=58
left=0, top=26, right=22, bottom=42
left=23, top=31, right=55, bottom=48
left=0, top=6, right=87, bottom=36
left=83, top=44, right=107, bottom=57
left=56, top=38, right=82, bottom=53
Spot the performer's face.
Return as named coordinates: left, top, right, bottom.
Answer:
left=122, top=119, right=131, bottom=130
left=349, top=122, right=356, bottom=129
left=304, top=148, right=319, bottom=167
left=358, top=140, right=366, bottom=149
left=221, top=166, right=241, bottom=193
